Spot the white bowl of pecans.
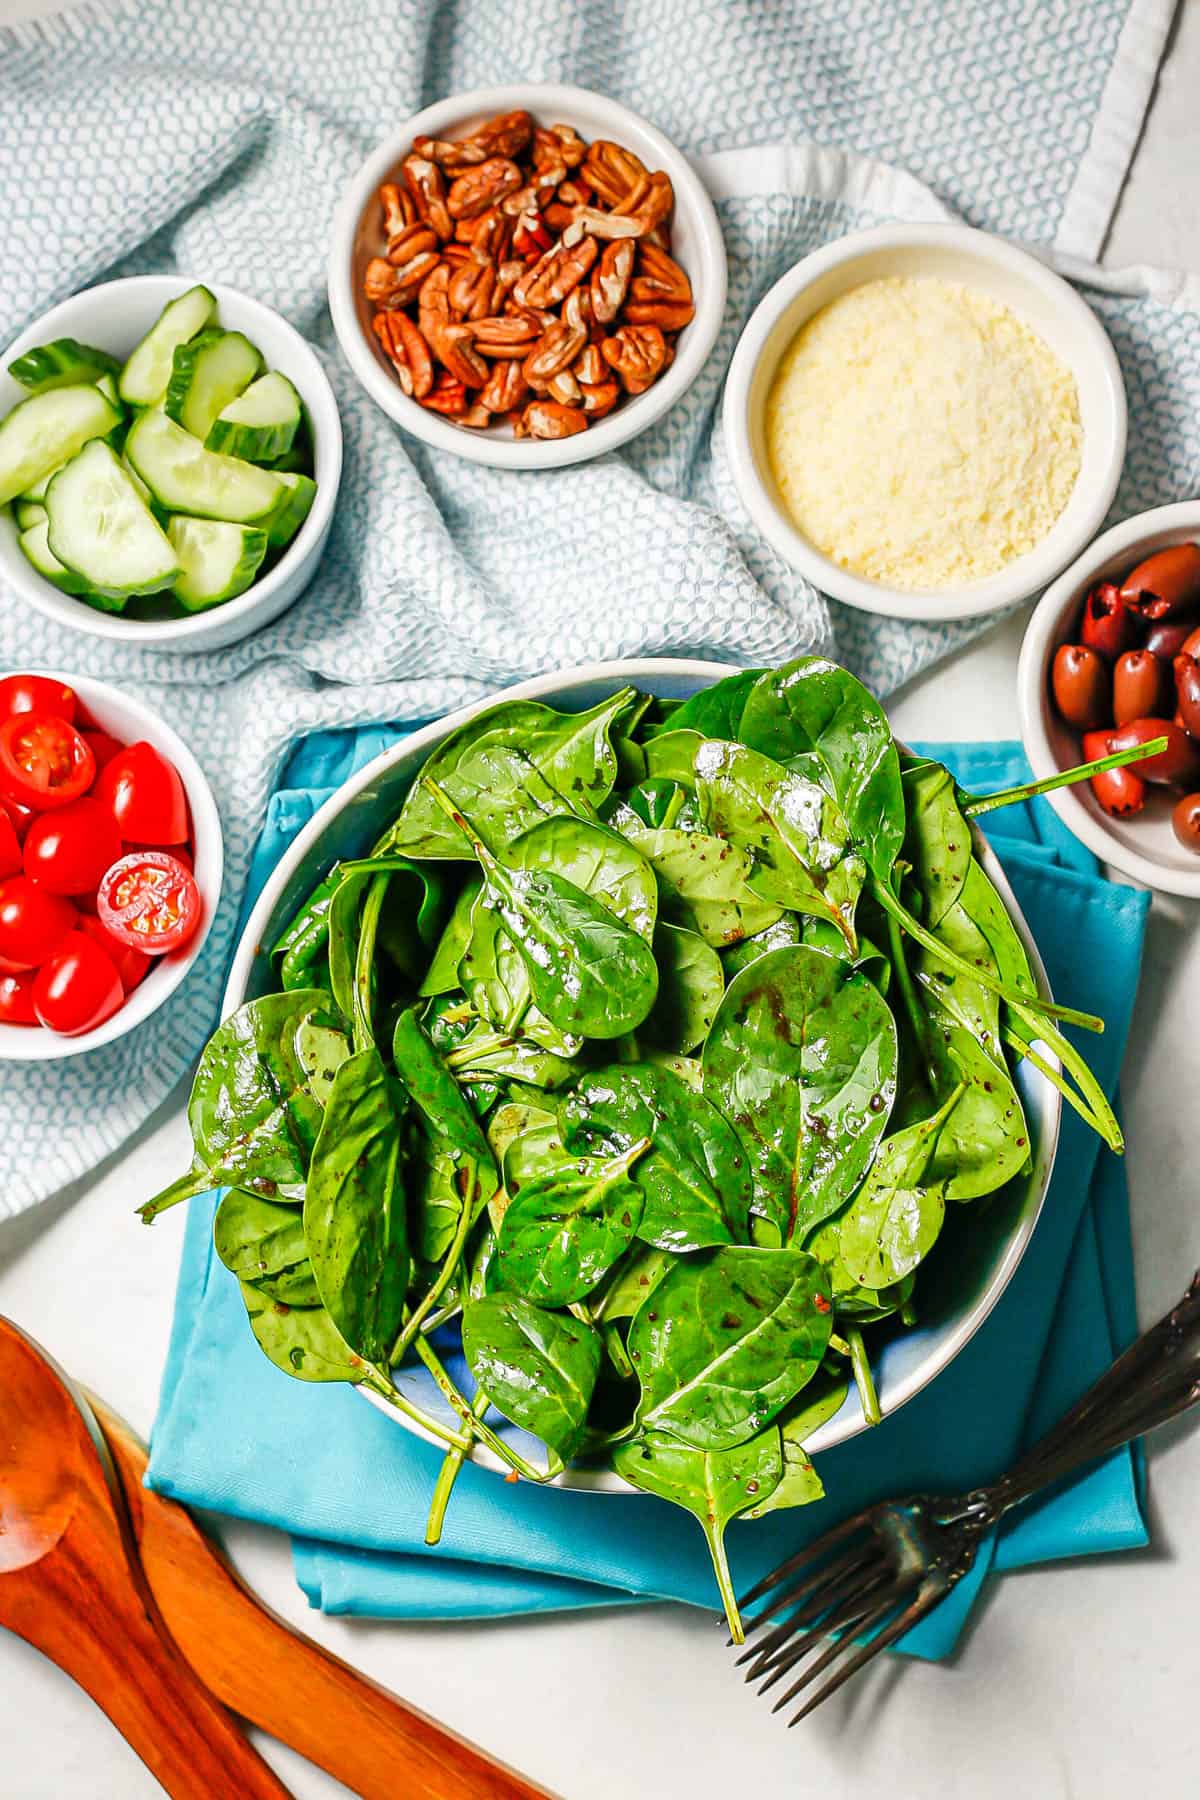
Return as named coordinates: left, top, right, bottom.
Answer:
left=328, top=84, right=727, bottom=468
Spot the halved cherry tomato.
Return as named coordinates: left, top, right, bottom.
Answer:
left=0, top=713, right=96, bottom=813
left=96, top=742, right=188, bottom=845
left=78, top=914, right=152, bottom=993
left=82, top=728, right=124, bottom=772
left=23, top=797, right=123, bottom=895
left=0, top=969, right=37, bottom=1025
left=97, top=851, right=201, bottom=954
left=0, top=674, right=77, bottom=725
left=0, top=877, right=77, bottom=968
left=33, top=931, right=123, bottom=1035
left=0, top=809, right=21, bottom=880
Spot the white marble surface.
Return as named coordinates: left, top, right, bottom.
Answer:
left=3, top=6, right=1200, bottom=1797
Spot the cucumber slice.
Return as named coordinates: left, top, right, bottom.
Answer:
left=19, top=517, right=99, bottom=599
left=45, top=441, right=179, bottom=599
left=8, top=338, right=122, bottom=394
left=125, top=409, right=283, bottom=524
left=168, top=516, right=269, bottom=611
left=205, top=370, right=301, bottom=462
left=166, top=329, right=262, bottom=443
left=118, top=285, right=217, bottom=408
left=20, top=463, right=65, bottom=503
left=265, top=470, right=317, bottom=549
left=0, top=383, right=122, bottom=508
left=15, top=500, right=46, bottom=530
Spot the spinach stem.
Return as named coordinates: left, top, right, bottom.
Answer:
left=847, top=1326, right=882, bottom=1427
left=352, top=873, right=389, bottom=1054
left=962, top=737, right=1167, bottom=819
left=1003, top=1015, right=1123, bottom=1152
left=426, top=1388, right=491, bottom=1545
left=707, top=1525, right=745, bottom=1646
left=137, top=1170, right=202, bottom=1223
left=884, top=907, right=940, bottom=1095
left=389, top=1166, right=480, bottom=1366
left=412, top=1333, right=564, bottom=1484
left=363, top=1367, right=473, bottom=1453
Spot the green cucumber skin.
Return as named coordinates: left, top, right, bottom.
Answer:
left=118, top=285, right=218, bottom=408
left=0, top=384, right=122, bottom=508
left=265, top=472, right=317, bottom=549
left=204, top=371, right=301, bottom=463
left=169, top=517, right=269, bottom=611
left=125, top=410, right=283, bottom=524
left=8, top=338, right=121, bottom=394
left=165, top=329, right=263, bottom=443
left=15, top=500, right=47, bottom=531
left=18, top=518, right=93, bottom=596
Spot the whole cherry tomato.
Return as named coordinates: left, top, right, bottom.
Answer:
left=0, top=969, right=37, bottom=1025
left=0, top=808, right=21, bottom=880
left=77, top=914, right=152, bottom=992
left=22, top=797, right=123, bottom=895
left=0, top=795, right=34, bottom=840
left=82, top=728, right=124, bottom=772
left=0, top=877, right=77, bottom=968
left=32, top=931, right=123, bottom=1035
left=97, top=851, right=201, bottom=954
left=1080, top=583, right=1138, bottom=661
left=0, top=713, right=96, bottom=812
left=0, top=674, right=77, bottom=725
left=95, top=742, right=188, bottom=845
left=124, top=840, right=192, bottom=871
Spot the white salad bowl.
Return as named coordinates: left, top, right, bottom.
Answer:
left=0, top=275, right=342, bottom=652
left=0, top=671, right=223, bottom=1061
left=328, top=83, right=727, bottom=469
left=224, top=659, right=1061, bottom=1490
left=1018, top=499, right=1200, bottom=899
left=724, top=223, right=1126, bottom=623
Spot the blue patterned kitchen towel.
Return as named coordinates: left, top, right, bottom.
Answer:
left=0, top=0, right=1182, bottom=1213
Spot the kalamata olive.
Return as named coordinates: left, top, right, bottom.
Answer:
left=1112, top=649, right=1171, bottom=726
left=1051, top=644, right=1111, bottom=730
left=1146, top=612, right=1200, bottom=659
left=1175, top=653, right=1200, bottom=739
left=1081, top=728, right=1114, bottom=763
left=1091, top=765, right=1146, bottom=818
left=1106, top=717, right=1200, bottom=785
left=1181, top=623, right=1200, bottom=662
left=1172, top=792, right=1200, bottom=853
left=1120, top=542, right=1200, bottom=620
left=1080, top=582, right=1138, bottom=661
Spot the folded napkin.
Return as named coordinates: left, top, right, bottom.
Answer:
left=0, top=0, right=1184, bottom=1217
left=149, top=739, right=1150, bottom=1658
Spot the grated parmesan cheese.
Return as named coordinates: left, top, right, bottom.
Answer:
left=765, top=276, right=1082, bottom=591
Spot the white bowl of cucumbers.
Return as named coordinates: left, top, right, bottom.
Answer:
left=0, top=276, right=342, bottom=650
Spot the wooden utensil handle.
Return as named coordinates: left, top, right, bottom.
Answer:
left=95, top=1402, right=557, bottom=1800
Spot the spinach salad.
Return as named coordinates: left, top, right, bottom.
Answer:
left=141, top=657, right=1125, bottom=1639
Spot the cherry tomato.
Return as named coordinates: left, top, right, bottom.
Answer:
left=125, top=840, right=193, bottom=871
left=0, top=877, right=77, bottom=968
left=0, top=969, right=37, bottom=1025
left=96, top=742, right=188, bottom=845
left=22, top=797, right=123, bottom=896
left=0, top=713, right=96, bottom=813
left=32, top=931, right=123, bottom=1035
left=0, top=808, right=20, bottom=879
left=0, top=795, right=34, bottom=840
left=97, top=851, right=201, bottom=954
left=77, top=914, right=152, bottom=992
left=82, top=728, right=124, bottom=772
left=0, top=674, right=77, bottom=725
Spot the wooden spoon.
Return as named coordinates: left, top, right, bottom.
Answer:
left=90, top=1394, right=558, bottom=1800
left=0, top=1318, right=291, bottom=1799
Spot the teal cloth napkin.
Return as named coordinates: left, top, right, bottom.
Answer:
left=148, top=735, right=1150, bottom=1657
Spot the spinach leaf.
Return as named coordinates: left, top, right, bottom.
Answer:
left=629, top=1245, right=833, bottom=1448
left=701, top=946, right=898, bottom=1244
left=836, top=1085, right=964, bottom=1288
left=418, top=875, right=481, bottom=997
left=500, top=1118, right=567, bottom=1199
left=497, top=1140, right=649, bottom=1306
left=214, top=1190, right=320, bottom=1305
left=327, top=869, right=373, bottom=1023
left=739, top=1409, right=826, bottom=1518
left=139, top=991, right=350, bottom=1221
left=461, top=1293, right=602, bottom=1460
left=922, top=1016, right=1029, bottom=1201
left=647, top=667, right=763, bottom=741
left=303, top=1045, right=409, bottom=1364
left=719, top=913, right=801, bottom=979
left=694, top=738, right=864, bottom=951
left=901, top=760, right=972, bottom=927
left=640, top=921, right=724, bottom=1055
left=274, top=870, right=340, bottom=991
left=614, top=818, right=783, bottom=947
left=442, top=1018, right=583, bottom=1092
left=594, top=1244, right=674, bottom=1323
left=486, top=1099, right=558, bottom=1170
left=614, top=1426, right=782, bottom=1643
left=392, top=1006, right=497, bottom=1273
left=620, top=776, right=686, bottom=830
left=560, top=1062, right=752, bottom=1252
left=643, top=729, right=703, bottom=788
left=807, top=1212, right=915, bottom=1322
left=239, top=1282, right=370, bottom=1384
left=739, top=657, right=904, bottom=883
left=957, top=857, right=1038, bottom=997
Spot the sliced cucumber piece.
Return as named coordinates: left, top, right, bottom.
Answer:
left=15, top=500, right=47, bottom=530
left=45, top=441, right=179, bottom=599
left=8, top=338, right=121, bottom=394
left=265, top=470, right=317, bottom=549
left=20, top=463, right=65, bottom=503
left=118, top=285, right=217, bottom=408
left=125, top=409, right=283, bottom=524
left=0, top=383, right=122, bottom=508
left=166, top=329, right=262, bottom=443
left=205, top=370, right=301, bottom=463
left=168, top=516, right=269, bottom=611
left=19, top=517, right=98, bottom=599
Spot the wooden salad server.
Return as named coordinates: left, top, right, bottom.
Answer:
left=89, top=1394, right=558, bottom=1800
left=0, top=1318, right=291, bottom=1799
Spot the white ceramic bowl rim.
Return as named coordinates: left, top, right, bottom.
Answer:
left=327, top=83, right=728, bottom=470
left=225, top=658, right=1060, bottom=1492
left=723, top=222, right=1127, bottom=623
left=0, top=275, right=342, bottom=648
left=0, top=668, right=223, bottom=1060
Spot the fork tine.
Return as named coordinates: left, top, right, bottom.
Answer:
left=735, top=1507, right=876, bottom=1614
left=736, top=1539, right=876, bottom=1659
left=772, top=1583, right=911, bottom=1716
left=743, top=1555, right=891, bottom=1683
left=756, top=1568, right=896, bottom=1695
left=785, top=1583, right=944, bottom=1726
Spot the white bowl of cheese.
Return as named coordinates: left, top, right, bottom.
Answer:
left=723, top=223, right=1126, bottom=623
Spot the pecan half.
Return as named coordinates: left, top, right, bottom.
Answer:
left=567, top=207, right=643, bottom=243
left=516, top=399, right=588, bottom=440
left=575, top=342, right=606, bottom=386
left=447, top=157, right=523, bottom=221
left=601, top=324, right=668, bottom=394
left=515, top=233, right=598, bottom=309
left=364, top=252, right=440, bottom=309
left=547, top=124, right=586, bottom=169
left=589, top=238, right=635, bottom=325
left=555, top=177, right=592, bottom=208
left=468, top=206, right=514, bottom=262
left=380, top=181, right=416, bottom=237
left=418, top=264, right=452, bottom=341
left=471, top=314, right=542, bottom=358
left=546, top=368, right=581, bottom=406
left=583, top=140, right=649, bottom=209
left=449, top=257, right=498, bottom=321
left=420, top=372, right=468, bottom=415
left=542, top=201, right=575, bottom=235
left=418, top=110, right=533, bottom=172
left=386, top=221, right=439, bottom=266
left=511, top=209, right=553, bottom=259
left=372, top=311, right=435, bottom=400
left=563, top=285, right=592, bottom=334
left=619, top=170, right=674, bottom=234
left=460, top=402, right=493, bottom=429
left=436, top=321, right=488, bottom=387
left=495, top=258, right=525, bottom=296
left=479, top=358, right=528, bottom=413
left=523, top=319, right=588, bottom=386
left=624, top=241, right=694, bottom=330
left=579, top=376, right=620, bottom=417
left=402, top=155, right=453, bottom=240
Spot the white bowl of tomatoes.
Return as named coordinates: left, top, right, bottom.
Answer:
left=0, top=671, right=222, bottom=1057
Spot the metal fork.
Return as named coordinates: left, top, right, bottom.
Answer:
left=734, top=1269, right=1200, bottom=1726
